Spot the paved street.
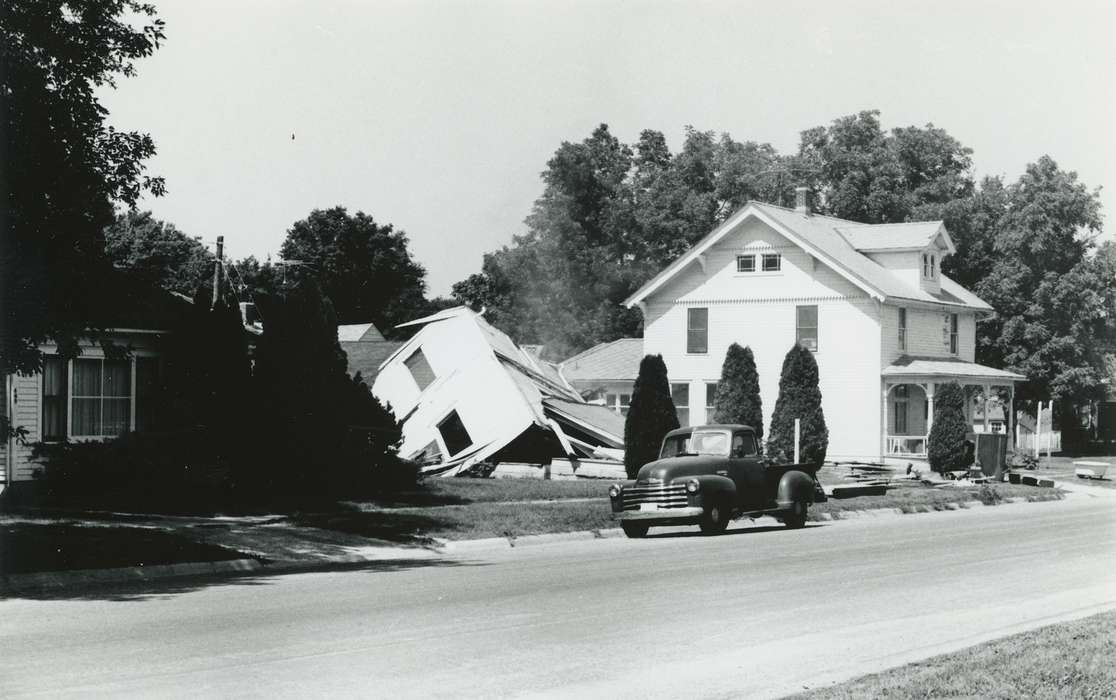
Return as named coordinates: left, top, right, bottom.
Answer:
left=2, top=491, right=1114, bottom=699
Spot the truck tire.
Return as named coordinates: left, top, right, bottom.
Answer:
left=622, top=522, right=650, bottom=538
left=783, top=501, right=808, bottom=529
left=699, top=498, right=731, bottom=535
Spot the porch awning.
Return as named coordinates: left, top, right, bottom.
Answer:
left=882, top=356, right=1025, bottom=383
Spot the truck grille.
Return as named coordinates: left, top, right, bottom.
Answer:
left=622, top=483, right=689, bottom=511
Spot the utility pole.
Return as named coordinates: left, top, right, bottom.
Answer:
left=211, top=235, right=224, bottom=309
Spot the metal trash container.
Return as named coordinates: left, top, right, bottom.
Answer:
left=971, top=432, right=1009, bottom=477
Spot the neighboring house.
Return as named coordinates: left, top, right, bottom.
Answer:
left=371, top=307, right=625, bottom=476
left=559, top=338, right=642, bottom=415
left=1, top=281, right=191, bottom=490
left=972, top=403, right=1007, bottom=434
left=338, top=322, right=402, bottom=386
left=623, top=189, right=1025, bottom=463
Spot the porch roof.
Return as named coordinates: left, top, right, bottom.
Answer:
left=882, top=356, right=1026, bottom=383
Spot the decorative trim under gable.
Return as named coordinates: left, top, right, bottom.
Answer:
left=674, top=295, right=872, bottom=306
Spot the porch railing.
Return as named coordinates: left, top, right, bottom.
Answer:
left=886, top=435, right=928, bottom=457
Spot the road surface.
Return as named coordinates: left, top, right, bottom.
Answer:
left=2, top=491, right=1114, bottom=699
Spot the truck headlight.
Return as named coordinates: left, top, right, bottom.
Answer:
left=685, top=479, right=700, bottom=493
left=608, top=484, right=622, bottom=498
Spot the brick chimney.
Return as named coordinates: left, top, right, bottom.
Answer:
left=795, top=186, right=811, bottom=215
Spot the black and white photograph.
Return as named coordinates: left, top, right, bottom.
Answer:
left=1, top=0, right=1114, bottom=697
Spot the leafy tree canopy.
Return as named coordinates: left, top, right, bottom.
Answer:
left=103, top=210, right=214, bottom=296
left=277, top=207, right=434, bottom=336
left=2, top=0, right=166, bottom=374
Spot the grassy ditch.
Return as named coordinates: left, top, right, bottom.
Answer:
left=788, top=610, right=1116, bottom=699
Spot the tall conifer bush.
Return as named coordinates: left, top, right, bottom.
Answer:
left=767, top=344, right=828, bottom=465
left=927, top=382, right=969, bottom=473
left=713, top=343, right=763, bottom=438
left=623, top=354, right=680, bottom=478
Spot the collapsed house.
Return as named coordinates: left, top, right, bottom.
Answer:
left=371, top=307, right=625, bottom=477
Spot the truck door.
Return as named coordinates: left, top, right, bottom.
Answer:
left=727, top=431, right=766, bottom=509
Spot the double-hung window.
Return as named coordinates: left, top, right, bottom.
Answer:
left=71, top=358, right=131, bottom=438
left=705, top=382, right=718, bottom=424
left=796, top=305, right=818, bottom=352
left=687, top=308, right=708, bottom=354
left=761, top=253, right=782, bottom=272
left=898, top=308, right=907, bottom=352
left=736, top=255, right=755, bottom=273
left=671, top=383, right=690, bottom=427
left=604, top=392, right=632, bottom=416
left=949, top=313, right=959, bottom=355
left=41, top=357, right=68, bottom=441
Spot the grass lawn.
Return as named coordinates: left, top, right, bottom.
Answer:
left=788, top=610, right=1116, bottom=699
left=1029, top=455, right=1116, bottom=489
left=813, top=481, right=1063, bottom=519
left=0, top=523, right=247, bottom=575
left=347, top=477, right=609, bottom=509
left=299, top=500, right=613, bottom=543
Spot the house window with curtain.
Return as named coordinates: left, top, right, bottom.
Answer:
left=705, top=382, right=718, bottom=423
left=796, top=305, right=818, bottom=351
left=41, top=357, right=68, bottom=441
left=687, top=308, right=708, bottom=354
left=671, top=382, right=690, bottom=426
left=71, top=358, right=131, bottom=438
left=898, top=308, right=907, bottom=352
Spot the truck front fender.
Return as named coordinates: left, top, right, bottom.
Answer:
left=776, top=469, right=816, bottom=509
left=685, top=474, right=737, bottom=509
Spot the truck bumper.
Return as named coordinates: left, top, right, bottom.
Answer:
left=614, top=506, right=705, bottom=521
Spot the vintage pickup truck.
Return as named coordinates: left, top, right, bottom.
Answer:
left=609, top=424, right=826, bottom=538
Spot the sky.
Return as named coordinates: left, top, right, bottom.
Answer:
left=103, top=0, right=1116, bottom=297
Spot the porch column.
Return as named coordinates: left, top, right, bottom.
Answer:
left=982, top=382, right=991, bottom=433
left=1008, top=384, right=1015, bottom=448
left=925, top=382, right=935, bottom=441
left=882, top=384, right=890, bottom=457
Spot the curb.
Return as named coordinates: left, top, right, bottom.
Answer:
left=0, top=557, right=263, bottom=595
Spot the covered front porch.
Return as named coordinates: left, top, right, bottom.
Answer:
left=881, top=357, right=1026, bottom=459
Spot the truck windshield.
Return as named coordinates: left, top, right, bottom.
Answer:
left=661, top=431, right=731, bottom=458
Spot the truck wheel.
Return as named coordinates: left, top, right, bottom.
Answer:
left=783, top=501, right=808, bottom=529
left=622, top=522, right=650, bottom=538
left=700, top=499, right=730, bottom=535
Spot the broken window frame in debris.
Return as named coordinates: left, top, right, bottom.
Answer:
left=437, top=409, right=473, bottom=456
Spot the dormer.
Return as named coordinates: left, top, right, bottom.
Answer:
left=836, top=221, right=956, bottom=295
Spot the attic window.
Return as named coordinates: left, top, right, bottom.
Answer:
left=923, top=253, right=937, bottom=279
left=761, top=253, right=782, bottom=272
left=404, top=349, right=436, bottom=391
left=736, top=255, right=755, bottom=273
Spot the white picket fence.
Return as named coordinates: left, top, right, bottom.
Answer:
left=1016, top=431, right=1061, bottom=453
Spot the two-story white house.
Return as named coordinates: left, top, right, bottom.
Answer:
left=624, top=189, right=1025, bottom=463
